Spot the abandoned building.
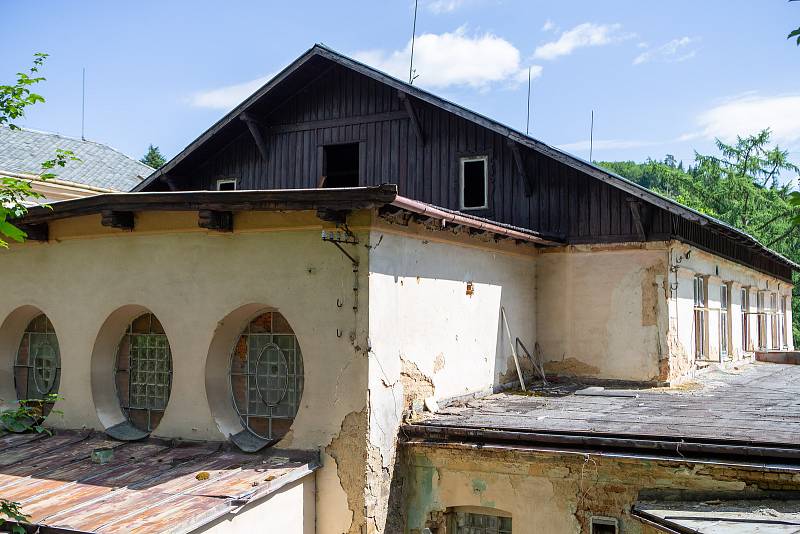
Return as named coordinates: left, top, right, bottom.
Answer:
left=0, top=44, right=798, bottom=533
left=0, top=126, right=151, bottom=203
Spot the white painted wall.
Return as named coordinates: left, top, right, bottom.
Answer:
left=536, top=244, right=669, bottom=382
left=366, top=227, right=537, bottom=530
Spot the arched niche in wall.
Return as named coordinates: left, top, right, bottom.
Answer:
left=0, top=306, right=62, bottom=425
left=205, top=304, right=305, bottom=452
left=91, top=305, right=173, bottom=440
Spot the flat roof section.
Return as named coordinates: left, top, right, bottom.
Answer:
left=404, top=363, right=800, bottom=463
left=0, top=430, right=319, bottom=533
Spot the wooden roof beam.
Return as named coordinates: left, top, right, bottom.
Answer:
left=627, top=198, right=647, bottom=241
left=507, top=139, right=532, bottom=197
left=398, top=91, right=425, bottom=145
left=239, top=112, right=269, bottom=162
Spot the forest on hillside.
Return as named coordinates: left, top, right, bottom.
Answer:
left=598, top=130, right=800, bottom=341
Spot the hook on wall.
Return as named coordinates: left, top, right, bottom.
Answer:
left=336, top=298, right=344, bottom=308
left=336, top=328, right=343, bottom=338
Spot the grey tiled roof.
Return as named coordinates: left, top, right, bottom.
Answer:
left=0, top=127, right=152, bottom=191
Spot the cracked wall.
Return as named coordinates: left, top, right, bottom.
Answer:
left=537, top=243, right=669, bottom=383
left=405, top=444, right=800, bottom=533
left=366, top=225, right=538, bottom=533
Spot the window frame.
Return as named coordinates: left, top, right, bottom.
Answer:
left=741, top=287, right=750, bottom=352
left=14, top=313, right=61, bottom=416
left=757, top=291, right=767, bottom=350
left=770, top=292, right=779, bottom=350
left=459, top=155, right=490, bottom=211
left=447, top=508, right=512, bottom=534
left=591, top=516, right=619, bottom=534
left=693, top=275, right=708, bottom=359
left=719, top=283, right=730, bottom=359
left=780, top=295, right=788, bottom=349
left=216, top=178, right=237, bottom=191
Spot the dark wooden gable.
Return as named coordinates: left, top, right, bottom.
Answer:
left=139, top=45, right=794, bottom=281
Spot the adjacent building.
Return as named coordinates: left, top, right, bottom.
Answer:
left=0, top=45, right=796, bottom=533
left=0, top=126, right=151, bottom=202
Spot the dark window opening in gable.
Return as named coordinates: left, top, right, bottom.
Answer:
left=217, top=179, right=237, bottom=191
left=323, top=143, right=360, bottom=188
left=461, top=156, right=488, bottom=210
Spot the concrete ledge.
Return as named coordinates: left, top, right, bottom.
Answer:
left=756, top=351, right=800, bottom=365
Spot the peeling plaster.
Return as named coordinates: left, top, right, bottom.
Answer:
left=326, top=408, right=369, bottom=534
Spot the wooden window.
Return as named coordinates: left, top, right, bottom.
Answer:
left=448, top=511, right=511, bottom=534
left=720, top=284, right=729, bottom=359
left=115, top=313, right=172, bottom=433
left=230, top=312, right=304, bottom=442
left=693, top=275, right=707, bottom=359
left=591, top=516, right=619, bottom=534
left=757, top=292, right=766, bottom=350
left=323, top=143, right=360, bottom=188
left=460, top=155, right=489, bottom=210
left=781, top=296, right=788, bottom=349
left=216, top=179, right=237, bottom=191
left=770, top=293, right=779, bottom=349
left=14, top=313, right=60, bottom=417
left=741, top=287, right=749, bottom=352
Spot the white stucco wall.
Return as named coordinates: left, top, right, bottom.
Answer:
left=536, top=244, right=669, bottom=382
left=365, top=226, right=538, bottom=531
left=0, top=211, right=369, bottom=533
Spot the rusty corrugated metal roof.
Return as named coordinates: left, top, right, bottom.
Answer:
left=0, top=430, right=319, bottom=533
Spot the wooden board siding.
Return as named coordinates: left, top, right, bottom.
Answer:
left=186, top=64, right=669, bottom=243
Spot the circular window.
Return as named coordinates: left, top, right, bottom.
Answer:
left=230, top=312, right=304, bottom=441
left=114, top=313, right=172, bottom=433
left=14, top=314, right=60, bottom=416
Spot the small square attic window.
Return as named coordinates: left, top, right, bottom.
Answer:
left=460, top=155, right=488, bottom=210
left=216, top=179, right=236, bottom=191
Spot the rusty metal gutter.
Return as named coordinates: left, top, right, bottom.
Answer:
left=389, top=196, right=562, bottom=246
left=402, top=424, right=800, bottom=464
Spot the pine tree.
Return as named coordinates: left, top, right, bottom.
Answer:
left=140, top=144, right=166, bottom=168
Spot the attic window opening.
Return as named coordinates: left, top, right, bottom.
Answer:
left=216, top=179, right=237, bottom=191
left=323, top=143, right=360, bottom=188
left=460, top=155, right=488, bottom=210
left=590, top=516, right=619, bottom=534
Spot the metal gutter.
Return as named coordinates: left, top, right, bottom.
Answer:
left=402, top=424, right=800, bottom=464
left=390, top=196, right=562, bottom=246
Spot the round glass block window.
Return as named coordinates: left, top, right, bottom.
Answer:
left=230, top=312, right=304, bottom=441
left=14, top=314, right=61, bottom=416
left=114, top=313, right=173, bottom=433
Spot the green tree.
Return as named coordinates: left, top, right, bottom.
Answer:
left=790, top=0, right=800, bottom=45
left=600, top=129, right=800, bottom=341
left=140, top=144, right=166, bottom=168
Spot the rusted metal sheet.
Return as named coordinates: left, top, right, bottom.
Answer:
left=0, top=431, right=320, bottom=533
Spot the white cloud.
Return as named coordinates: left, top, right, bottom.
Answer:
left=423, top=0, right=465, bottom=13
left=542, top=19, right=557, bottom=32
left=633, top=36, right=697, bottom=65
left=533, top=22, right=630, bottom=60
left=692, top=93, right=800, bottom=146
left=189, top=73, right=276, bottom=109
left=354, top=26, right=541, bottom=89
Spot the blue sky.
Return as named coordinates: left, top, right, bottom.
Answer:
left=3, top=0, right=800, bottom=176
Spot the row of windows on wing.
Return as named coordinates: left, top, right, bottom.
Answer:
left=13, top=311, right=303, bottom=442
left=213, top=143, right=491, bottom=211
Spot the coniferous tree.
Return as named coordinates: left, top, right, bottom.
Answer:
left=140, top=144, right=166, bottom=168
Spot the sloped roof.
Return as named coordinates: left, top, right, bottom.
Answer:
left=134, top=44, right=798, bottom=272
left=0, top=127, right=151, bottom=191
left=0, top=430, right=319, bottom=533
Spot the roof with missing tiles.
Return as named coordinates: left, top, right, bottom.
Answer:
left=0, top=127, right=151, bottom=191
left=0, top=430, right=319, bottom=533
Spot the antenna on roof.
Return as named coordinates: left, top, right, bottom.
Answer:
left=526, top=67, right=532, bottom=135
left=589, top=109, right=594, bottom=162
left=409, top=0, right=419, bottom=84
left=81, top=67, right=86, bottom=141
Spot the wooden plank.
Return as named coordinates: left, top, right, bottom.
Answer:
left=398, top=91, right=425, bottom=145
left=628, top=199, right=647, bottom=241
left=507, top=139, right=532, bottom=197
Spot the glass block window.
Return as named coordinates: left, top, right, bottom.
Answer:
left=230, top=312, right=304, bottom=441
left=14, top=314, right=60, bottom=416
left=114, top=313, right=172, bottom=433
left=449, top=511, right=512, bottom=534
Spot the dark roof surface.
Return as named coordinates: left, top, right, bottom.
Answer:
left=633, top=499, right=800, bottom=533
left=0, top=430, right=319, bottom=533
left=406, top=363, right=800, bottom=461
left=0, top=127, right=150, bottom=191
left=132, top=44, right=798, bottom=272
